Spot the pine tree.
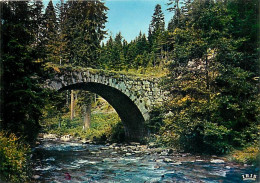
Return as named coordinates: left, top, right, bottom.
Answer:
left=1, top=1, right=46, bottom=142
left=65, top=0, right=108, bottom=67
left=148, top=4, right=165, bottom=65
left=30, top=0, right=45, bottom=59
left=55, top=0, right=69, bottom=65
left=43, top=0, right=59, bottom=64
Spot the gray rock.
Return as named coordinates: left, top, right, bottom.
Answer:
left=154, top=165, right=160, bottom=169
left=210, top=159, right=225, bottom=163
left=163, top=158, right=173, bottom=163
left=171, top=161, right=182, bottom=165
left=33, top=175, right=41, bottom=179
left=160, top=151, right=168, bottom=156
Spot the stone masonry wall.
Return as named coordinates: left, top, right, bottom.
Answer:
left=46, top=68, right=168, bottom=121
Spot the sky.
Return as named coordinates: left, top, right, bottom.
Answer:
left=44, top=0, right=174, bottom=43
left=104, top=0, right=173, bottom=42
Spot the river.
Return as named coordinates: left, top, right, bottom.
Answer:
left=32, top=140, right=258, bottom=183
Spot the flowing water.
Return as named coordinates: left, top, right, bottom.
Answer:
left=32, top=140, right=258, bottom=183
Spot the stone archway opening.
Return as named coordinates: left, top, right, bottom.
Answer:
left=59, top=82, right=147, bottom=141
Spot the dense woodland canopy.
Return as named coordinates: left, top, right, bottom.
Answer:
left=0, top=0, right=259, bottom=157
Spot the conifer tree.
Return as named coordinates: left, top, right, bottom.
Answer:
left=1, top=1, right=45, bottom=142
left=148, top=4, right=165, bottom=65
left=30, top=0, right=45, bottom=59
left=43, top=0, right=59, bottom=64
left=55, top=0, right=69, bottom=65
left=162, top=0, right=259, bottom=153
left=65, top=0, right=108, bottom=67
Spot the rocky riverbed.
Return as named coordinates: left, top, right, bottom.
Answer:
left=31, top=138, right=258, bottom=182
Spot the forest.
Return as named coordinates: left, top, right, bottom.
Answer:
left=0, top=0, right=259, bottom=182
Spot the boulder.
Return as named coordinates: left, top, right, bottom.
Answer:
left=60, top=134, right=72, bottom=141
left=163, top=158, right=173, bottom=163
left=210, top=159, right=225, bottom=163
left=43, top=133, right=57, bottom=140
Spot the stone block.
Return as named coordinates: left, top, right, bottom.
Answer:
left=109, top=78, right=112, bottom=85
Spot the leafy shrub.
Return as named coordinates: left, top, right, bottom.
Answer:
left=108, top=122, right=125, bottom=143
left=0, top=131, right=31, bottom=182
left=147, top=106, right=165, bottom=134
left=230, top=144, right=260, bottom=166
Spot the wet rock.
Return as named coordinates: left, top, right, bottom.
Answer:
left=195, top=159, right=204, bottom=162
left=100, top=147, right=109, bottom=150
left=111, top=143, right=117, bottom=147
left=43, top=134, right=57, bottom=140
left=125, top=153, right=132, bottom=156
left=154, top=148, right=163, bottom=154
left=181, top=153, right=189, bottom=157
left=134, top=151, right=142, bottom=154
left=172, top=161, right=182, bottom=165
left=130, top=142, right=140, bottom=146
left=225, top=166, right=231, bottom=169
left=32, top=175, right=41, bottom=179
left=81, top=139, right=92, bottom=144
left=156, top=159, right=164, bottom=162
left=91, top=151, right=101, bottom=155
left=160, top=151, right=168, bottom=156
left=154, top=164, right=160, bottom=169
left=109, top=145, right=114, bottom=149
left=126, top=145, right=136, bottom=150
left=138, top=145, right=148, bottom=150
left=163, top=158, right=173, bottom=163
left=210, top=159, right=225, bottom=163
left=61, top=134, right=73, bottom=141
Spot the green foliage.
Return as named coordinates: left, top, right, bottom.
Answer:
left=45, top=112, right=123, bottom=143
left=158, top=0, right=259, bottom=154
left=147, top=106, right=165, bottom=134
left=229, top=143, right=260, bottom=166
left=1, top=1, right=46, bottom=143
left=0, top=132, right=31, bottom=183
left=65, top=0, right=108, bottom=67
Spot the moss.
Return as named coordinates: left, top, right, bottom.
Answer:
left=48, top=63, right=167, bottom=81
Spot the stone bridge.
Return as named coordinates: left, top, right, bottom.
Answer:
left=45, top=66, right=167, bottom=141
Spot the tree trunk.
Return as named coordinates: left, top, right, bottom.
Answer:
left=70, top=90, right=75, bottom=120
left=83, top=102, right=91, bottom=131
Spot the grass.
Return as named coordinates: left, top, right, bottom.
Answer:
left=42, top=112, right=122, bottom=141
left=45, top=62, right=168, bottom=79
left=227, top=143, right=260, bottom=166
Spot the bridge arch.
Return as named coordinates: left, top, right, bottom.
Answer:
left=45, top=67, right=167, bottom=141
left=60, top=82, right=147, bottom=141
